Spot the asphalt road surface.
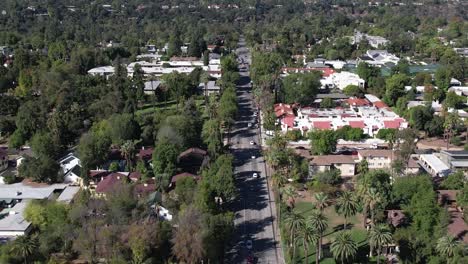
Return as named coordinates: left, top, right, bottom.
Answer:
left=226, top=37, right=283, bottom=264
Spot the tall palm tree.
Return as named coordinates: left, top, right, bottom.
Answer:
left=335, top=191, right=358, bottom=230
left=281, top=185, right=296, bottom=209
left=308, top=210, right=329, bottom=261
left=367, top=188, right=382, bottom=227
left=297, top=222, right=319, bottom=264
left=356, top=182, right=371, bottom=229
left=314, top=192, right=329, bottom=212
left=368, top=224, right=393, bottom=264
left=121, top=140, right=136, bottom=171
left=10, top=235, right=39, bottom=264
left=284, top=211, right=305, bottom=263
left=331, top=231, right=358, bottom=264
left=436, top=236, right=459, bottom=264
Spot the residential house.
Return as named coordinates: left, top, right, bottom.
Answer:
left=405, top=155, right=421, bottom=174
left=418, top=154, right=451, bottom=177
left=350, top=31, right=389, bottom=48
left=436, top=190, right=468, bottom=243
left=0, top=148, right=8, bottom=172
left=357, top=149, right=394, bottom=170
left=88, top=66, right=115, bottom=78
left=177, top=148, right=209, bottom=174
left=169, top=172, right=201, bottom=188
left=56, top=186, right=80, bottom=204
left=198, top=81, right=221, bottom=95
left=0, top=202, right=32, bottom=239
left=59, top=153, right=81, bottom=184
left=309, top=155, right=357, bottom=178
left=138, top=147, right=154, bottom=162
left=95, top=172, right=127, bottom=197
left=439, top=150, right=468, bottom=170
left=358, top=50, right=400, bottom=67
left=144, top=80, right=161, bottom=95
left=321, top=71, right=365, bottom=90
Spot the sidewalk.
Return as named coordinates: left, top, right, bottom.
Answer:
left=258, top=109, right=285, bottom=264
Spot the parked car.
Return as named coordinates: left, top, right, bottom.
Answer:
left=252, top=173, right=258, bottom=178
left=246, top=240, right=253, bottom=249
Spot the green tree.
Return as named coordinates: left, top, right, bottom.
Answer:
left=315, top=169, right=341, bottom=185
left=436, top=236, right=459, bottom=263
left=435, top=67, right=452, bottom=91
left=152, top=138, right=180, bottom=184
left=343, top=85, right=362, bottom=97
left=384, top=74, right=410, bottom=106
left=320, top=97, right=335, bottom=108
left=297, top=222, right=319, bottom=264
left=18, top=156, right=61, bottom=183
left=308, top=210, right=329, bottom=261
left=30, top=131, right=58, bottom=159
left=368, top=224, right=393, bottom=264
left=281, top=72, right=321, bottom=105
left=171, top=207, right=205, bottom=263
left=444, top=91, right=465, bottom=109
left=335, top=191, right=358, bottom=229
left=284, top=211, right=305, bottom=263
left=202, top=119, right=222, bottom=156
left=309, top=130, right=337, bottom=155
left=330, top=231, right=358, bottom=264
left=10, top=235, right=39, bottom=264
left=314, top=192, right=329, bottom=212
left=441, top=170, right=466, bottom=190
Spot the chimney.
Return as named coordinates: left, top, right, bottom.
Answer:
left=142, top=146, right=145, bottom=150
left=117, top=175, right=121, bottom=180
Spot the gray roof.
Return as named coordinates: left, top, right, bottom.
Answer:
left=0, top=183, right=67, bottom=200
left=419, top=154, right=450, bottom=173
left=144, top=81, right=161, bottom=91
left=0, top=202, right=31, bottom=233
left=441, top=150, right=468, bottom=157
left=56, top=186, right=80, bottom=204
left=316, top=93, right=348, bottom=99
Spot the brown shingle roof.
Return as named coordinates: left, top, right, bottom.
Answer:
left=171, top=172, right=200, bottom=183
left=178, top=148, right=207, bottom=160
left=95, top=172, right=127, bottom=193
left=310, top=155, right=356, bottom=166
left=358, top=149, right=393, bottom=159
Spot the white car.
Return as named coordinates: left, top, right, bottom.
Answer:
left=251, top=155, right=256, bottom=159
left=246, top=240, right=253, bottom=249
left=252, top=173, right=258, bottom=178
left=253, top=112, right=258, bottom=117
left=247, top=123, right=252, bottom=128
left=249, top=141, right=255, bottom=145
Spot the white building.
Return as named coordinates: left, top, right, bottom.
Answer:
left=350, top=31, right=389, bottom=48
left=59, top=153, right=81, bottom=184
left=0, top=202, right=32, bottom=238
left=88, top=66, right=115, bottom=78
left=144, top=80, right=162, bottom=95
left=321, top=71, right=365, bottom=90
left=359, top=50, right=400, bottom=67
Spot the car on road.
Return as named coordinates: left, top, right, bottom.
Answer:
left=249, top=141, right=255, bottom=145
left=247, top=123, right=252, bottom=128
left=253, top=112, right=257, bottom=117
left=246, top=240, right=253, bottom=249
left=251, top=155, right=256, bottom=159
left=252, top=173, right=258, bottom=178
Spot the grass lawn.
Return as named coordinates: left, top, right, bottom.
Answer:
left=136, top=99, right=205, bottom=117
left=287, top=202, right=371, bottom=264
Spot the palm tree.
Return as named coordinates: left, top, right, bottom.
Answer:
left=308, top=210, right=329, bottom=261
left=121, top=140, right=136, bottom=171
left=284, top=211, right=305, bottom=263
left=331, top=231, right=358, bottom=264
left=335, top=191, right=358, bottom=230
left=367, top=188, right=382, bottom=227
left=356, top=182, right=371, bottom=229
left=314, top=192, right=329, bottom=212
left=368, top=224, right=393, bottom=264
left=297, top=222, right=319, bottom=264
left=10, top=235, right=39, bottom=264
left=281, top=185, right=296, bottom=209
left=436, top=236, right=459, bottom=263
left=272, top=172, right=287, bottom=189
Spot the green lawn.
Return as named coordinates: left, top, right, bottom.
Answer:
left=136, top=99, right=205, bottom=117
left=286, top=202, right=371, bottom=264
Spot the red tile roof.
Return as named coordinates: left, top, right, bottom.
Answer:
left=129, top=171, right=142, bottom=181
left=89, top=170, right=112, bottom=178
left=171, top=172, right=200, bottom=183
left=373, top=101, right=388, bottom=109
left=274, top=103, right=294, bottom=118
left=281, top=67, right=335, bottom=77
left=348, top=120, right=365, bottom=128
left=383, top=120, right=402, bottom=129
left=313, top=121, right=331, bottom=130
left=347, top=98, right=370, bottom=107
left=283, top=114, right=295, bottom=128
left=95, top=173, right=126, bottom=193
left=138, top=147, right=154, bottom=160
left=135, top=183, right=156, bottom=195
